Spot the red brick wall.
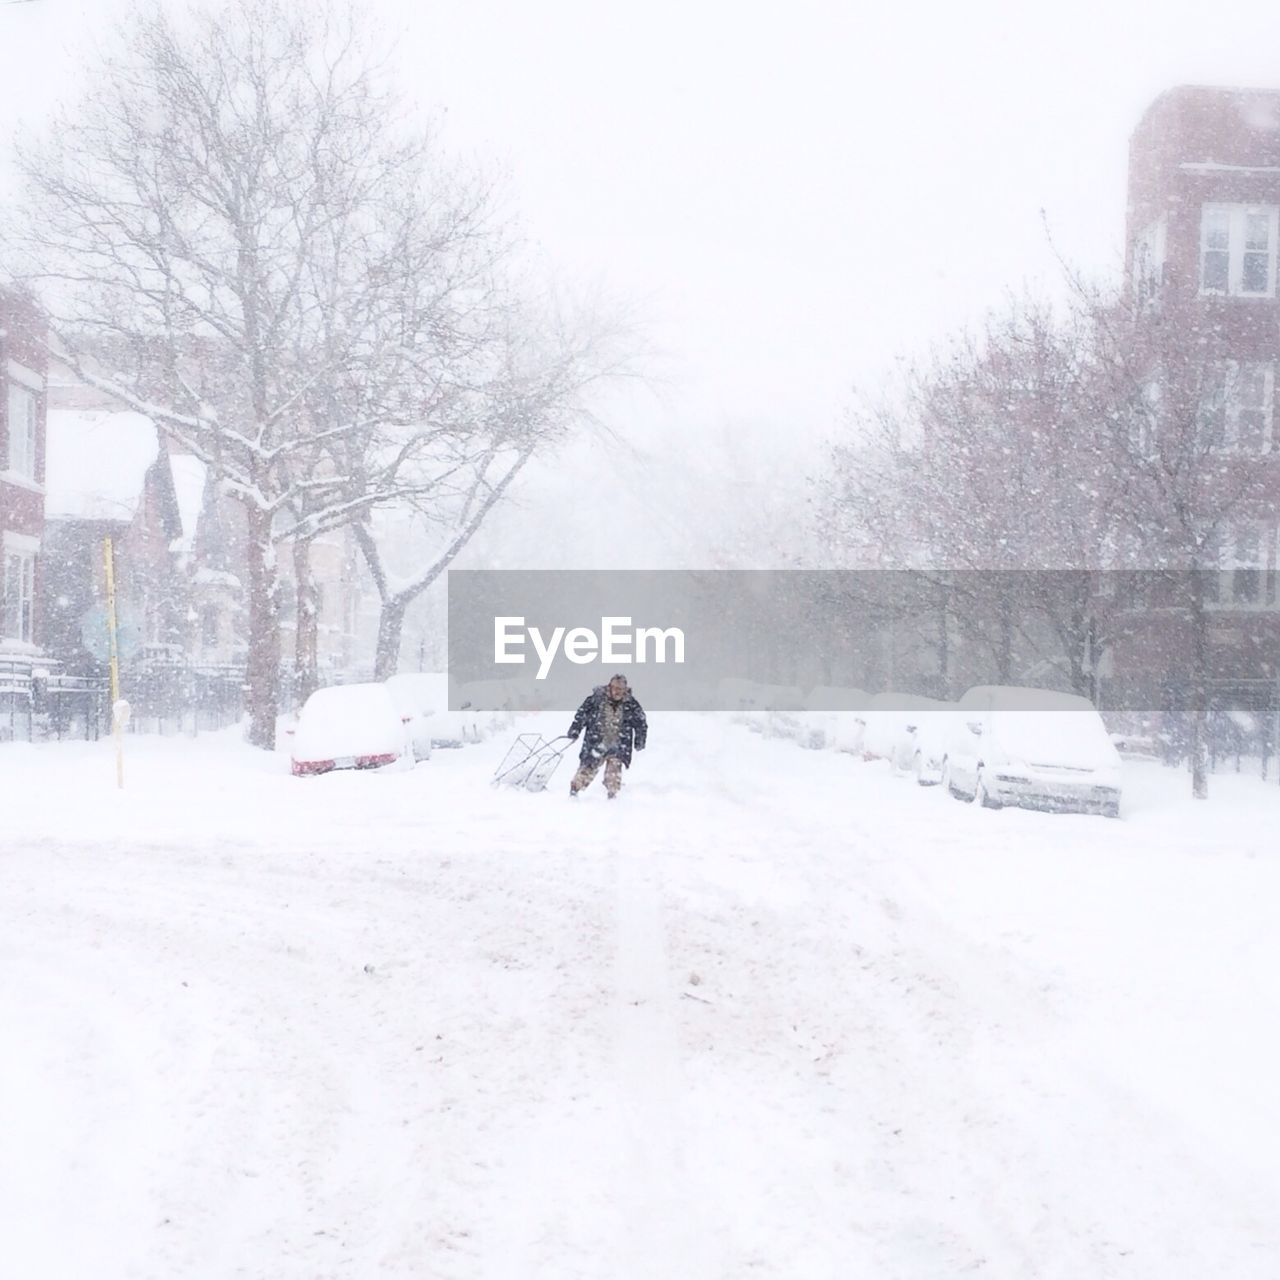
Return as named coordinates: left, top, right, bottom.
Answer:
left=1127, top=87, right=1280, bottom=257
left=1, top=289, right=49, bottom=647
left=0, top=288, right=50, bottom=373
left=1127, top=87, right=1280, bottom=328
left=0, top=484, right=42, bottom=538
left=1115, top=87, right=1280, bottom=692
left=0, top=288, right=49, bottom=540
left=1125, top=85, right=1280, bottom=487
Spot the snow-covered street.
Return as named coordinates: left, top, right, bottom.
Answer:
left=3, top=717, right=1279, bottom=1279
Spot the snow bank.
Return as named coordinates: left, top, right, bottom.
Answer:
left=2, top=719, right=1279, bottom=1277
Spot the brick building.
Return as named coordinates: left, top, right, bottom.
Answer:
left=0, top=288, right=48, bottom=658
left=1126, top=84, right=1280, bottom=544
left=1111, top=85, right=1280, bottom=741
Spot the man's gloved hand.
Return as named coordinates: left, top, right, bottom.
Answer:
left=567, top=729, right=579, bottom=741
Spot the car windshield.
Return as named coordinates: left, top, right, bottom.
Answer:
left=990, top=708, right=1118, bottom=770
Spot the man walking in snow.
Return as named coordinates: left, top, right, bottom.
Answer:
left=567, top=674, right=647, bottom=798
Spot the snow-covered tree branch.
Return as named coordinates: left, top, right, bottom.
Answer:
left=8, top=0, right=636, bottom=737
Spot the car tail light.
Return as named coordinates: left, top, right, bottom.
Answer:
left=292, top=758, right=335, bottom=777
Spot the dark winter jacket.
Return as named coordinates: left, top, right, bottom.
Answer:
left=568, top=687, right=648, bottom=767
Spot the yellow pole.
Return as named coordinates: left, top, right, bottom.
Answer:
left=103, top=536, right=124, bottom=789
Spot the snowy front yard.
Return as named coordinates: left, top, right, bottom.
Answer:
left=2, top=717, right=1279, bottom=1279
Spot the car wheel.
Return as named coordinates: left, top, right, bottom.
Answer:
left=974, top=771, right=1001, bottom=809
left=943, top=759, right=962, bottom=799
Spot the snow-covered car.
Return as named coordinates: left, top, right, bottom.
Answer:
left=717, top=679, right=804, bottom=738
left=1109, top=731, right=1161, bottom=761
left=861, top=692, right=913, bottom=763
left=455, top=680, right=517, bottom=736
left=796, top=686, right=871, bottom=752
left=291, top=683, right=410, bottom=777
left=903, top=700, right=954, bottom=784
left=942, top=686, right=1122, bottom=816
left=757, top=684, right=805, bottom=741
left=385, top=673, right=489, bottom=756
left=862, top=693, right=952, bottom=781
left=384, top=673, right=438, bottom=762
left=718, top=678, right=767, bottom=726
left=500, top=676, right=557, bottom=713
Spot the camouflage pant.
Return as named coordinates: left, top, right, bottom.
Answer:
left=570, top=753, right=623, bottom=796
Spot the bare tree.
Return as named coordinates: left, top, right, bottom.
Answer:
left=824, top=297, right=1120, bottom=695
left=346, top=299, right=635, bottom=679
left=6, top=0, right=571, bottom=745
left=1082, top=283, right=1274, bottom=798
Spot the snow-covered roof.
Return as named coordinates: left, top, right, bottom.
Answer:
left=168, top=452, right=209, bottom=550
left=45, top=409, right=160, bottom=523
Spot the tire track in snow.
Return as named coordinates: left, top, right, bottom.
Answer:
left=693, top=726, right=1272, bottom=1276
left=611, top=839, right=713, bottom=1279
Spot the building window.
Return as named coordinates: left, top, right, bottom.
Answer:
left=1231, top=526, right=1262, bottom=604
left=6, top=384, right=38, bottom=480
left=3, top=550, right=35, bottom=642
left=1130, top=378, right=1160, bottom=456
left=1198, top=528, right=1222, bottom=605
left=1198, top=361, right=1273, bottom=453
left=1199, top=368, right=1227, bottom=450
left=1235, top=363, right=1272, bottom=451
left=1244, top=211, right=1272, bottom=293
left=1134, top=217, right=1167, bottom=305
left=1206, top=522, right=1278, bottom=608
left=1200, top=204, right=1279, bottom=297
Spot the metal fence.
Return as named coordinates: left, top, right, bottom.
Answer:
left=0, top=658, right=109, bottom=743
left=1105, top=678, right=1280, bottom=782
left=0, top=652, right=247, bottom=742
left=0, top=658, right=35, bottom=742
left=39, top=673, right=108, bottom=741
left=121, top=652, right=246, bottom=736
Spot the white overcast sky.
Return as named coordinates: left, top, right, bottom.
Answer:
left=5, top=0, right=1280, bottom=555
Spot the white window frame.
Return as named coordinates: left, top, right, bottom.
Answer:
left=2, top=541, right=36, bottom=643
left=1130, top=377, right=1160, bottom=457
left=1231, top=361, right=1274, bottom=453
left=1201, top=361, right=1274, bottom=453
left=1207, top=520, right=1279, bottom=610
left=1133, top=216, right=1167, bottom=304
left=1200, top=203, right=1280, bottom=298
left=6, top=382, right=38, bottom=481
left=1230, top=524, right=1263, bottom=606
